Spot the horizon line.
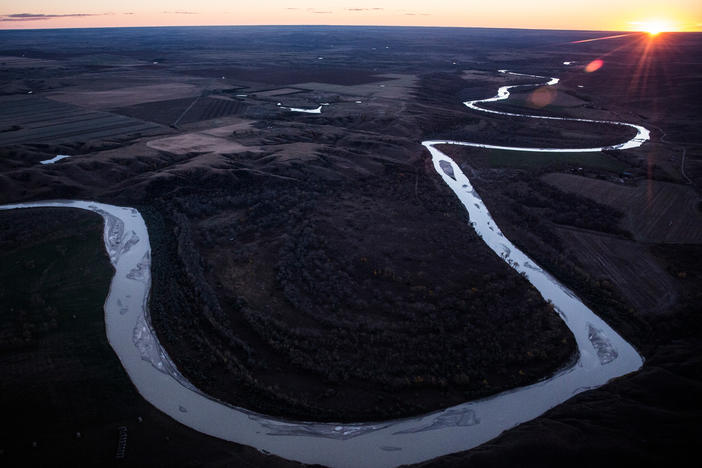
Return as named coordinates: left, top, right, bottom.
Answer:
left=1, top=23, right=700, bottom=33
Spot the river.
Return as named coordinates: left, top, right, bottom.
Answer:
left=0, top=69, right=647, bottom=467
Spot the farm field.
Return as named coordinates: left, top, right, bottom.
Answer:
left=553, top=226, right=677, bottom=315
left=0, top=96, right=165, bottom=146
left=113, top=96, right=248, bottom=126
left=542, top=173, right=702, bottom=243
left=180, top=66, right=388, bottom=86
left=46, top=82, right=202, bottom=109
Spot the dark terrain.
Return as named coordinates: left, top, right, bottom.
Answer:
left=0, top=209, right=305, bottom=467
left=0, top=26, right=700, bottom=466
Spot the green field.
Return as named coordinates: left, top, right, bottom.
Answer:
left=0, top=212, right=114, bottom=347
left=483, top=149, right=627, bottom=171
left=0, top=209, right=133, bottom=464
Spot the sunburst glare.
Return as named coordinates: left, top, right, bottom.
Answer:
left=632, top=18, right=677, bottom=36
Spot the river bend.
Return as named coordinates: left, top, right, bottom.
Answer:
left=0, top=69, right=647, bottom=467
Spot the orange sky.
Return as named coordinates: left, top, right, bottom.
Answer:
left=1, top=1, right=701, bottom=31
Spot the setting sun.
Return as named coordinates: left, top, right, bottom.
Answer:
left=634, top=19, right=677, bottom=35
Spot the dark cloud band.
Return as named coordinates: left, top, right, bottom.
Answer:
left=0, top=12, right=106, bottom=22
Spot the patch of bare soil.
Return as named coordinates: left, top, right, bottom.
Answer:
left=146, top=132, right=259, bottom=155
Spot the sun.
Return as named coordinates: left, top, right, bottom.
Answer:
left=634, top=19, right=675, bottom=36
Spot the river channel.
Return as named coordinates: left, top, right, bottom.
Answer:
left=0, top=69, right=648, bottom=467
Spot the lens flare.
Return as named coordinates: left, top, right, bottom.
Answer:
left=585, top=59, right=603, bottom=73
left=528, top=86, right=556, bottom=108
left=631, top=19, right=676, bottom=36
left=570, top=33, right=634, bottom=44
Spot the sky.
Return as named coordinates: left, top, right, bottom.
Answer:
left=1, top=1, right=701, bottom=31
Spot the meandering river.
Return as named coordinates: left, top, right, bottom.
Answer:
left=0, top=69, right=647, bottom=467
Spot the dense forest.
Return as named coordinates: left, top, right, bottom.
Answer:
left=144, top=162, right=576, bottom=421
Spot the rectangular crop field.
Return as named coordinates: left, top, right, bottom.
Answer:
left=113, top=96, right=247, bottom=126
left=0, top=96, right=165, bottom=145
